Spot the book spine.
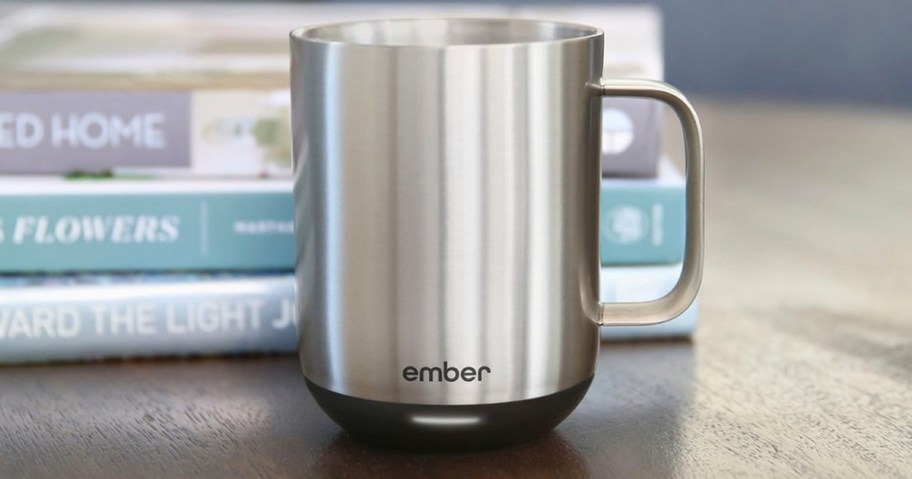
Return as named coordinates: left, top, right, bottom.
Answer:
left=0, top=264, right=693, bottom=364
left=0, top=90, right=291, bottom=176
left=0, top=90, right=654, bottom=178
left=600, top=176, right=685, bottom=265
left=0, top=276, right=297, bottom=364
left=0, top=170, right=679, bottom=273
left=0, top=189, right=294, bottom=272
left=599, top=264, right=697, bottom=340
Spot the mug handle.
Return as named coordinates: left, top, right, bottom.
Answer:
left=592, top=79, right=705, bottom=326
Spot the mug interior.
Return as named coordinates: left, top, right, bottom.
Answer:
left=294, top=18, right=600, bottom=47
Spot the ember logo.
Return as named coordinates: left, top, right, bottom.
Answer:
left=402, top=362, right=491, bottom=382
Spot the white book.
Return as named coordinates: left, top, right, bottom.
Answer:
left=0, top=263, right=694, bottom=363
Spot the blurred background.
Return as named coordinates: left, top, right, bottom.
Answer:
left=22, top=0, right=912, bottom=107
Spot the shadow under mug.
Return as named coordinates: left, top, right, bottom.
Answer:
left=290, top=17, right=703, bottom=450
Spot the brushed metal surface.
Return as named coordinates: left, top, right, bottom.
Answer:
left=291, top=18, right=703, bottom=405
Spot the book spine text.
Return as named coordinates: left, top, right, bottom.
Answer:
left=0, top=276, right=296, bottom=363
left=600, top=180, right=685, bottom=265
left=0, top=190, right=294, bottom=272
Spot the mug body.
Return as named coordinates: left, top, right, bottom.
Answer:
left=291, top=18, right=605, bottom=449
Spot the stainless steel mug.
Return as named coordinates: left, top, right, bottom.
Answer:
left=290, top=18, right=703, bottom=450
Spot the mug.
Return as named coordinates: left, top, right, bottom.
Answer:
left=290, top=18, right=703, bottom=450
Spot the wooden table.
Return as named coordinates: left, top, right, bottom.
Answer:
left=2, top=99, right=910, bottom=477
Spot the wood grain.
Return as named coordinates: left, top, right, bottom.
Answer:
left=1, top=99, right=911, bottom=477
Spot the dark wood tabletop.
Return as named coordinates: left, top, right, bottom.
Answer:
left=2, top=99, right=911, bottom=478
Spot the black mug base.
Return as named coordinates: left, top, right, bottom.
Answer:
left=305, top=375, right=593, bottom=451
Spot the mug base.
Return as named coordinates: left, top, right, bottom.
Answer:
left=305, top=375, right=593, bottom=451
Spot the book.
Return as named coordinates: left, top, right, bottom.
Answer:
left=600, top=98, right=663, bottom=178
left=0, top=156, right=684, bottom=273
left=0, top=263, right=692, bottom=364
left=0, top=3, right=661, bottom=177
left=600, top=158, right=685, bottom=265
left=0, top=273, right=296, bottom=364
left=600, top=263, right=698, bottom=340
left=0, top=178, right=294, bottom=273
left=0, top=3, right=296, bottom=177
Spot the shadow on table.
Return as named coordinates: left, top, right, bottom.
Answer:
left=313, top=429, right=588, bottom=478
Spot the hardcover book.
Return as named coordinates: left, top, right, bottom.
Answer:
left=0, top=4, right=295, bottom=177
left=0, top=157, right=683, bottom=273
left=0, top=178, right=294, bottom=272
left=600, top=158, right=686, bottom=265
left=0, top=273, right=296, bottom=363
left=0, top=3, right=661, bottom=177
left=0, top=263, right=694, bottom=364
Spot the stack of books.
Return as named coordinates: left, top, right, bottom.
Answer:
left=0, top=4, right=693, bottom=364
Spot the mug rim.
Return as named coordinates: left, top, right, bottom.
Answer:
left=290, top=17, right=602, bottom=49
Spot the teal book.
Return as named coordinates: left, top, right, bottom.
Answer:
left=600, top=158, right=686, bottom=265
left=0, top=178, right=294, bottom=272
left=0, top=159, right=683, bottom=272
